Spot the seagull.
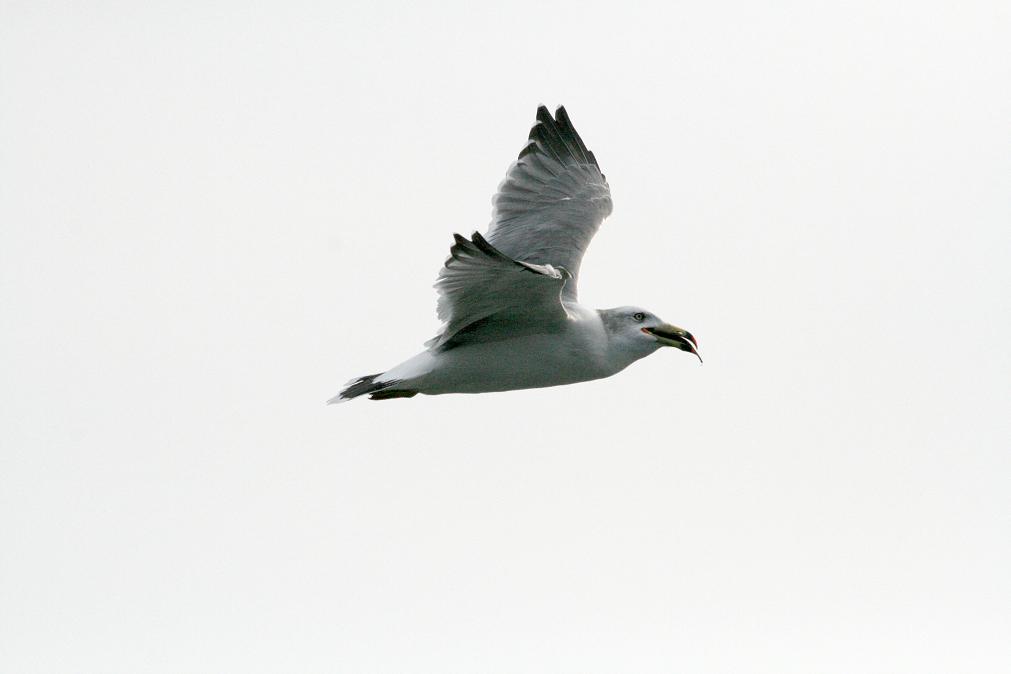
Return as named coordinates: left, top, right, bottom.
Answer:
left=330, top=105, right=700, bottom=403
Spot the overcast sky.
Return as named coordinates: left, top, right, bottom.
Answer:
left=2, top=2, right=1009, bottom=673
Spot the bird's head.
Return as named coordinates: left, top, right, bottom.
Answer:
left=599, top=306, right=701, bottom=364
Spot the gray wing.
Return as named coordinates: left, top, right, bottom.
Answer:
left=485, top=105, right=613, bottom=302
left=427, top=232, right=570, bottom=350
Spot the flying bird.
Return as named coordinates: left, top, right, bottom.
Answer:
left=330, top=105, right=699, bottom=403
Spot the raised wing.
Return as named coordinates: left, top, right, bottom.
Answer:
left=486, top=105, right=613, bottom=302
left=427, top=232, right=570, bottom=350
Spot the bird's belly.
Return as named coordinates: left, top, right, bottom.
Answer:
left=422, top=334, right=608, bottom=394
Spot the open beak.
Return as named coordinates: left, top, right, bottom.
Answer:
left=642, top=324, right=702, bottom=363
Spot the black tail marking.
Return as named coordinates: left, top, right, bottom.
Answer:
left=340, top=374, right=382, bottom=400
left=330, top=374, right=418, bottom=403
left=368, top=389, right=418, bottom=400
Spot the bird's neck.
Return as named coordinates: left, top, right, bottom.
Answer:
left=587, top=308, right=660, bottom=375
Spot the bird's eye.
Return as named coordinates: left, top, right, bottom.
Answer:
left=633, top=312, right=645, bottom=322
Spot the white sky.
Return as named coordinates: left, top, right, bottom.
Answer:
left=2, top=1, right=1009, bottom=672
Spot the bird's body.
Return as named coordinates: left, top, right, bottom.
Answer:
left=331, top=106, right=699, bottom=403
left=377, top=305, right=633, bottom=396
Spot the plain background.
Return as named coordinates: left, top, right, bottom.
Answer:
left=2, top=1, right=1009, bottom=672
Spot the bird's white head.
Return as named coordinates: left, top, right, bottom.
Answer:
left=598, top=306, right=701, bottom=368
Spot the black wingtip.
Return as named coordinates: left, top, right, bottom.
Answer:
left=531, top=106, right=552, bottom=142
left=470, top=231, right=510, bottom=261
left=447, top=232, right=474, bottom=266
left=517, top=140, right=538, bottom=159
left=469, top=231, right=492, bottom=253
left=554, top=106, right=574, bottom=133
left=517, top=104, right=598, bottom=169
